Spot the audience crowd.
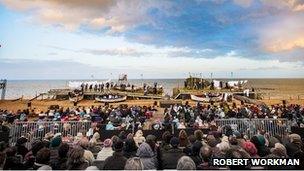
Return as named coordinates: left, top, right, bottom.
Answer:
left=0, top=102, right=304, bottom=170
left=0, top=127, right=304, bottom=170
left=158, top=102, right=304, bottom=130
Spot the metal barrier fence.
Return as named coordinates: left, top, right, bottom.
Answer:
left=214, top=118, right=291, bottom=138
left=10, top=119, right=291, bottom=147
left=9, top=121, right=92, bottom=147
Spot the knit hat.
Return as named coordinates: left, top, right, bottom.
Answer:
left=103, top=139, right=112, bottom=148
left=256, top=135, right=266, bottom=146
left=50, top=133, right=62, bottom=147
left=170, top=137, right=179, bottom=147
left=242, top=141, right=257, bottom=156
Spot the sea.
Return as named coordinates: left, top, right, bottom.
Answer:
left=3, top=79, right=304, bottom=99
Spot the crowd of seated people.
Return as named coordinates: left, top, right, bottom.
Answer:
left=0, top=126, right=303, bottom=170
left=0, top=104, right=158, bottom=130
left=157, top=102, right=304, bottom=130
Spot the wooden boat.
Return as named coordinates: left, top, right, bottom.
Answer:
left=190, top=94, right=210, bottom=102
left=190, top=94, right=223, bottom=102
left=95, top=94, right=127, bottom=103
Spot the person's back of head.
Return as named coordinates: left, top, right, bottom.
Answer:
left=194, top=130, right=203, bottom=141
left=32, top=141, right=45, bottom=157
left=58, top=143, right=69, bottom=159
left=36, top=148, right=51, bottom=165
left=162, top=131, right=172, bottom=145
left=170, top=137, right=180, bottom=148
left=176, top=156, right=196, bottom=170
left=200, top=146, right=212, bottom=162
left=225, top=149, right=246, bottom=170
left=191, top=141, right=202, bottom=156
left=124, top=157, right=144, bottom=170
left=67, top=146, right=87, bottom=169
left=113, top=139, right=124, bottom=152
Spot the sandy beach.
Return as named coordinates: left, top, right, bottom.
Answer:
left=1, top=98, right=304, bottom=113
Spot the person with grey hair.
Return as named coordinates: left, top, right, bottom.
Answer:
left=124, top=157, right=144, bottom=170
left=176, top=156, right=196, bottom=170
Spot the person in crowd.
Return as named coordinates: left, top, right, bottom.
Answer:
left=179, top=129, right=189, bottom=148
left=52, top=143, right=69, bottom=170
left=190, top=141, right=203, bottom=167
left=136, top=141, right=157, bottom=170
left=123, top=138, right=138, bottom=158
left=78, top=138, right=94, bottom=165
left=88, top=132, right=101, bottom=158
left=133, top=130, right=146, bottom=147
left=285, top=133, right=303, bottom=158
left=66, top=147, right=89, bottom=170
left=270, top=143, right=288, bottom=158
left=0, top=152, right=6, bottom=170
left=242, top=141, right=259, bottom=158
left=15, top=136, right=29, bottom=158
left=176, top=156, right=196, bottom=170
left=103, top=139, right=127, bottom=170
left=250, top=135, right=270, bottom=157
left=23, top=140, right=45, bottom=169
left=96, top=138, right=113, bottom=161
left=124, top=157, right=144, bottom=170
left=3, top=146, right=24, bottom=170
left=197, top=146, right=218, bottom=170
left=160, top=131, right=172, bottom=153
left=33, top=148, right=52, bottom=170
left=162, top=137, right=185, bottom=169
left=49, top=133, right=62, bottom=168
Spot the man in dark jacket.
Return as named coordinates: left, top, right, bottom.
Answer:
left=103, top=140, right=127, bottom=170
left=161, top=137, right=184, bottom=169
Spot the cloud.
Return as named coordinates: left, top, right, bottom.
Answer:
left=258, top=14, right=304, bottom=53
left=233, top=0, right=253, bottom=8
left=0, top=0, right=174, bottom=32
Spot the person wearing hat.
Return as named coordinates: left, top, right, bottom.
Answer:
left=161, top=137, right=185, bottom=169
left=103, top=140, right=127, bottom=170
left=49, top=133, right=62, bottom=169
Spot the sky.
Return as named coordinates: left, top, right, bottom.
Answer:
left=0, top=0, right=304, bottom=79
